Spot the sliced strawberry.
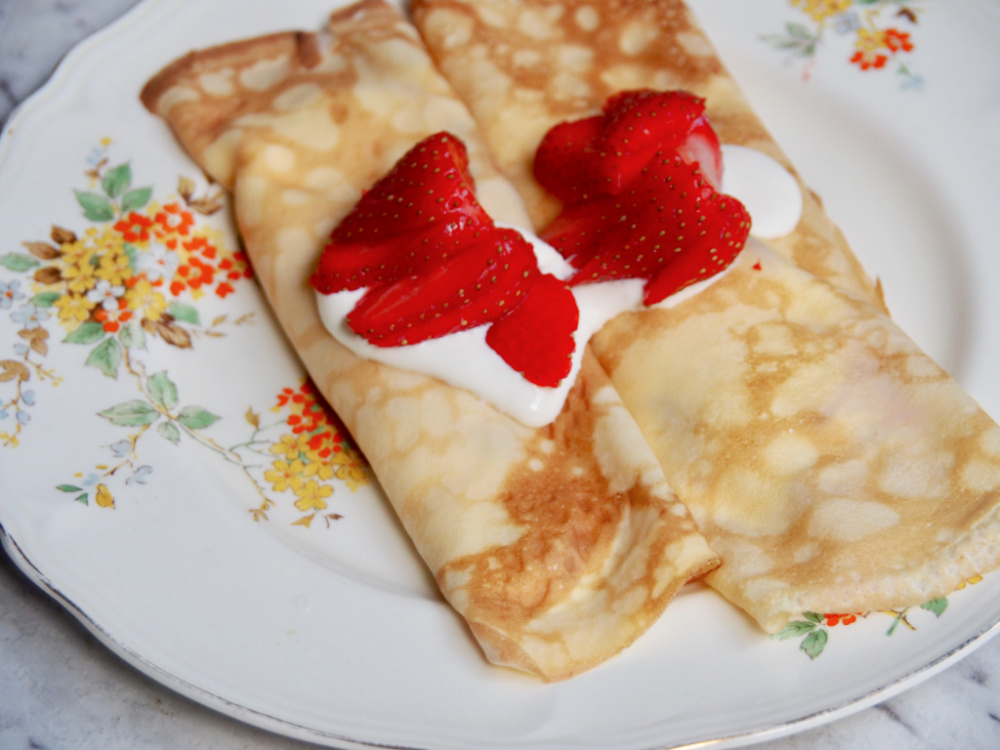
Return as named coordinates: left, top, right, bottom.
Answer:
left=533, top=115, right=605, bottom=203
left=596, top=89, right=709, bottom=192
left=543, top=153, right=750, bottom=305
left=675, top=118, right=722, bottom=189
left=347, top=228, right=539, bottom=347
left=486, top=274, right=579, bottom=387
left=535, top=192, right=614, bottom=271
left=311, top=132, right=492, bottom=293
left=534, top=89, right=747, bottom=305
left=310, top=220, right=489, bottom=293
left=640, top=160, right=750, bottom=303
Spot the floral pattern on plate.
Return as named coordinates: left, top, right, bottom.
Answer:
left=0, top=140, right=372, bottom=524
left=762, top=0, right=924, bottom=88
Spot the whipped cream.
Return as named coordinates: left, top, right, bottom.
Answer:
left=315, top=147, right=803, bottom=427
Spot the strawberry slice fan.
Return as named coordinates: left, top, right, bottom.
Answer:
left=536, top=89, right=751, bottom=305
left=310, top=131, right=578, bottom=388
left=310, top=91, right=749, bottom=391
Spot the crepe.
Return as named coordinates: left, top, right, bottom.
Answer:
left=140, top=0, right=718, bottom=680
left=411, top=0, right=1000, bottom=631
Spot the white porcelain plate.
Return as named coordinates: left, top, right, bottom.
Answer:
left=2, top=1, right=999, bottom=748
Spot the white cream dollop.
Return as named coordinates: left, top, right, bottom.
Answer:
left=721, top=144, right=803, bottom=239
left=315, top=147, right=803, bottom=427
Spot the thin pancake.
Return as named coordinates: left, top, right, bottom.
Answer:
left=411, top=0, right=1000, bottom=631
left=140, top=0, right=718, bottom=679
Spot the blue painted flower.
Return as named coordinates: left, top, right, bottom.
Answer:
left=110, top=439, right=132, bottom=457
left=126, top=465, right=153, bottom=485
left=0, top=279, right=25, bottom=309
left=833, top=12, right=860, bottom=35
left=11, top=304, right=50, bottom=330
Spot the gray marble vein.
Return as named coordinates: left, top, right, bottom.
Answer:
left=2, top=0, right=1000, bottom=749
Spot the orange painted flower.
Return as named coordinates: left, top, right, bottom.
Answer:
left=94, top=298, right=134, bottom=333
left=883, top=28, right=914, bottom=54
left=824, top=613, right=860, bottom=627
left=114, top=212, right=153, bottom=243
left=850, top=48, right=888, bottom=71
left=152, top=203, right=195, bottom=245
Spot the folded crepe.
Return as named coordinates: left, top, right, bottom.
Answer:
left=411, top=0, right=1000, bottom=631
left=140, top=0, right=718, bottom=680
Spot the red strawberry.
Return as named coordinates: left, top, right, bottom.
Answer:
left=533, top=90, right=723, bottom=206
left=534, top=89, right=747, bottom=304
left=541, top=153, right=750, bottom=305
left=675, top=118, right=722, bottom=189
left=533, top=115, right=605, bottom=203
left=532, top=191, right=613, bottom=271
left=310, top=132, right=492, bottom=292
left=595, top=89, right=710, bottom=191
left=314, top=130, right=585, bottom=389
left=486, top=274, right=579, bottom=387
left=346, top=228, right=540, bottom=347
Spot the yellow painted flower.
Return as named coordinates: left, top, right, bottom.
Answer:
left=293, top=480, right=332, bottom=512
left=264, top=458, right=307, bottom=493
left=791, top=0, right=851, bottom=23
left=124, top=278, right=168, bottom=322
left=96, top=245, right=133, bottom=286
left=61, top=251, right=99, bottom=294
left=335, top=462, right=370, bottom=488
left=303, top=459, right=335, bottom=482
left=269, top=433, right=312, bottom=461
left=54, top=292, right=96, bottom=325
left=95, top=483, right=115, bottom=509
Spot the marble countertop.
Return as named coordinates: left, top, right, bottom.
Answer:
left=2, top=1, right=1000, bottom=749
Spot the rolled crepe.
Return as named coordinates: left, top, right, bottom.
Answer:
left=411, top=0, right=1000, bottom=631
left=140, top=0, right=718, bottom=680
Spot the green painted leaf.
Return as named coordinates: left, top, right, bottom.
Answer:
left=85, top=336, right=122, bottom=378
left=64, top=321, right=106, bottom=345
left=57, top=484, right=83, bottom=493
left=157, top=421, right=181, bottom=444
left=75, top=493, right=89, bottom=505
left=0, top=253, right=41, bottom=272
left=119, top=321, right=147, bottom=350
left=74, top=190, right=115, bottom=222
left=771, top=620, right=816, bottom=640
left=148, top=371, right=179, bottom=410
left=803, top=611, right=823, bottom=624
left=177, top=405, right=220, bottom=430
left=124, top=243, right=140, bottom=267
left=31, top=291, right=62, bottom=308
left=99, top=399, right=160, bottom=427
left=786, top=22, right=814, bottom=40
left=102, top=163, right=132, bottom=199
left=168, top=301, right=200, bottom=325
left=921, top=597, right=948, bottom=618
left=121, top=186, right=152, bottom=214
left=800, top=629, right=828, bottom=660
